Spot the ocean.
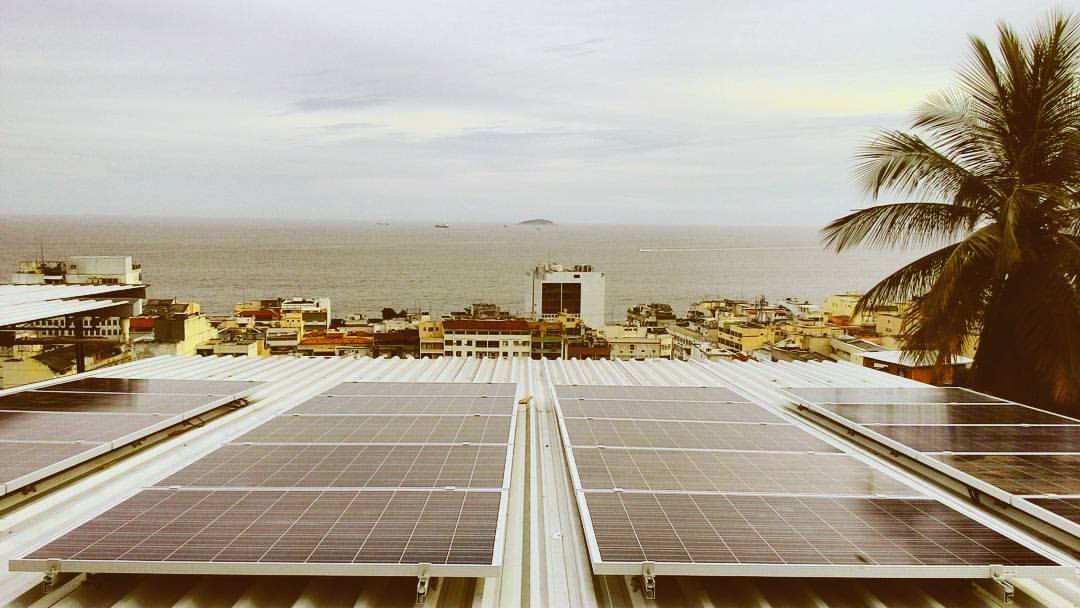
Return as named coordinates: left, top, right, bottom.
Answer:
left=0, top=216, right=924, bottom=320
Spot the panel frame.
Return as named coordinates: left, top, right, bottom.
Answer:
left=552, top=384, right=1073, bottom=578
left=782, top=389, right=1080, bottom=541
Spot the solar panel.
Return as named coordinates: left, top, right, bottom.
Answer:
left=572, top=448, right=915, bottom=496
left=555, top=385, right=1065, bottom=578
left=868, top=425, right=1080, bottom=453
left=785, top=386, right=1080, bottom=542
left=324, top=382, right=516, bottom=397
left=786, top=387, right=1006, bottom=404
left=292, top=394, right=511, bottom=416
left=0, top=376, right=259, bottom=499
left=558, top=399, right=782, bottom=422
left=0, top=391, right=224, bottom=414
left=818, top=403, right=1077, bottom=425
left=932, top=454, right=1080, bottom=495
left=584, top=493, right=1054, bottom=568
left=37, top=378, right=261, bottom=396
left=562, top=418, right=839, bottom=451
left=0, top=411, right=179, bottom=443
left=157, top=444, right=508, bottom=489
left=556, top=385, right=748, bottom=402
left=19, top=488, right=501, bottom=568
left=14, top=381, right=518, bottom=577
left=0, top=441, right=109, bottom=492
left=236, top=414, right=512, bottom=444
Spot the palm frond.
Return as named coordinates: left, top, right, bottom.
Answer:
left=854, top=131, right=999, bottom=205
left=822, top=202, right=982, bottom=251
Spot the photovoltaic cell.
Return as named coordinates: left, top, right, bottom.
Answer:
left=558, top=399, right=782, bottom=423
left=584, top=493, right=1054, bottom=566
left=932, top=454, right=1080, bottom=495
left=556, top=385, right=747, bottom=402
left=818, top=403, right=1077, bottom=425
left=572, top=448, right=915, bottom=496
left=323, top=382, right=516, bottom=397
left=787, top=387, right=1006, bottom=404
left=37, top=378, right=260, bottom=396
left=236, top=415, right=512, bottom=444
left=24, top=488, right=501, bottom=565
left=563, top=418, right=839, bottom=452
left=870, top=425, right=1080, bottom=453
left=158, top=444, right=508, bottom=489
left=292, top=394, right=511, bottom=416
left=0, top=391, right=223, bottom=415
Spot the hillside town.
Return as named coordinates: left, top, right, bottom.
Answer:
left=0, top=255, right=974, bottom=389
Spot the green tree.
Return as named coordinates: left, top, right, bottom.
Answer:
left=823, top=13, right=1080, bottom=415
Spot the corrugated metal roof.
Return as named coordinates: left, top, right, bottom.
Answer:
left=0, top=299, right=130, bottom=327
left=0, top=356, right=1076, bottom=608
left=0, top=284, right=143, bottom=306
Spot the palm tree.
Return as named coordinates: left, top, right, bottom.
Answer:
left=823, top=12, right=1080, bottom=415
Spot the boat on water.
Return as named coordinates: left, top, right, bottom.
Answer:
left=434, top=223, right=450, bottom=228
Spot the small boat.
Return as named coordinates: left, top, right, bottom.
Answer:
left=434, top=224, right=450, bottom=229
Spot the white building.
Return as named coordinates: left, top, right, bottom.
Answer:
left=280, top=297, right=331, bottom=331
left=527, top=263, right=605, bottom=329
left=442, top=319, right=531, bottom=358
left=13, top=256, right=142, bottom=285
left=604, top=324, right=673, bottom=360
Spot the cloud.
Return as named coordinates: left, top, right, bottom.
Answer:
left=0, top=0, right=1040, bottom=224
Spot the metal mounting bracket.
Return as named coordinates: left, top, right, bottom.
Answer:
left=415, top=562, right=432, bottom=605
left=640, top=561, right=656, bottom=600
left=989, top=565, right=1015, bottom=605
left=41, top=560, right=61, bottom=592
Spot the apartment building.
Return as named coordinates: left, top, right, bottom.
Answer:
left=443, top=320, right=531, bottom=358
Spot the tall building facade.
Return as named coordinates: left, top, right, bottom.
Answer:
left=527, top=263, right=605, bottom=329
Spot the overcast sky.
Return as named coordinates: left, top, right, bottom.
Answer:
left=0, top=1, right=1058, bottom=225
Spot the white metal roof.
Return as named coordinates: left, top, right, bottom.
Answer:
left=0, top=356, right=1076, bottom=608
left=0, top=284, right=144, bottom=306
left=0, top=284, right=147, bottom=327
left=862, top=349, right=975, bottom=366
left=0, top=298, right=130, bottom=327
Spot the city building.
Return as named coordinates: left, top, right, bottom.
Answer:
left=604, top=325, right=673, bottom=360
left=371, top=329, right=420, bottom=358
left=442, top=319, right=531, bottom=358
left=626, top=303, right=677, bottom=327
left=12, top=256, right=143, bottom=285
left=716, top=321, right=772, bottom=353
left=418, top=320, right=444, bottom=358
left=280, top=297, right=332, bottom=331
left=527, top=263, right=605, bottom=329
left=528, top=320, right=565, bottom=360
left=195, top=327, right=268, bottom=357
left=131, top=298, right=218, bottom=357
left=297, top=331, right=372, bottom=357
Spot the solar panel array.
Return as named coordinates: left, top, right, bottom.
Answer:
left=785, top=386, right=1080, bottom=539
left=17, top=381, right=517, bottom=577
left=555, top=384, right=1059, bottom=576
left=0, top=376, right=258, bottom=497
